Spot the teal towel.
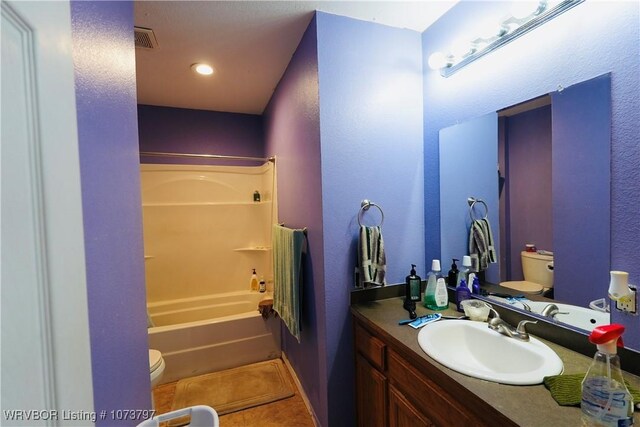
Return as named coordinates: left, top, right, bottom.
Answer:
left=273, top=225, right=305, bottom=342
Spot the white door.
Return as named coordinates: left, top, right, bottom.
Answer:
left=1, top=1, right=94, bottom=425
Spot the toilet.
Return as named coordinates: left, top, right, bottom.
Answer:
left=501, top=251, right=554, bottom=295
left=149, top=349, right=165, bottom=387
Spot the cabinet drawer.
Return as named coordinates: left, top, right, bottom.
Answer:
left=388, top=349, right=472, bottom=427
left=355, top=322, right=386, bottom=371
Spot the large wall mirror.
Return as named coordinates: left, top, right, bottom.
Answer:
left=439, top=73, right=611, bottom=332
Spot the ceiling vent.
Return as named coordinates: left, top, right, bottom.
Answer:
left=134, top=26, right=158, bottom=49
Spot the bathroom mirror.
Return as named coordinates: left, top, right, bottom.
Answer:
left=439, top=73, right=611, bottom=332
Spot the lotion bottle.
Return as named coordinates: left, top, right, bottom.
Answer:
left=455, top=279, right=471, bottom=312
left=581, top=324, right=633, bottom=426
left=259, top=276, right=266, bottom=293
left=424, top=260, right=448, bottom=311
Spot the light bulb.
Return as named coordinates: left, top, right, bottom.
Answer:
left=428, top=52, right=447, bottom=70
left=191, top=63, right=214, bottom=75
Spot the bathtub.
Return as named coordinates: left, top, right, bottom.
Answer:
left=147, top=291, right=281, bottom=384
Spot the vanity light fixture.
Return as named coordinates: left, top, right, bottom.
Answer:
left=428, top=0, right=584, bottom=77
left=191, top=63, right=214, bottom=76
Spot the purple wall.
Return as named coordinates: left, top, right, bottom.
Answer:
left=263, top=17, right=328, bottom=426
left=423, top=2, right=640, bottom=348
left=137, top=105, right=264, bottom=165
left=316, top=12, right=424, bottom=426
left=502, top=106, right=553, bottom=280
left=71, top=1, right=151, bottom=423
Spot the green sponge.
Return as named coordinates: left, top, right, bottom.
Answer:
left=543, top=373, right=640, bottom=407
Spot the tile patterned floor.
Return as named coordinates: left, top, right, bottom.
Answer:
left=153, top=360, right=315, bottom=427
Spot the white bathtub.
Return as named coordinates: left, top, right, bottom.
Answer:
left=147, top=291, right=281, bottom=384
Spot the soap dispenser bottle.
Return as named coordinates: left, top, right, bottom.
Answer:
left=405, top=264, right=422, bottom=302
left=250, top=269, right=259, bottom=291
left=424, top=260, right=448, bottom=311
left=581, top=324, right=633, bottom=426
left=403, top=264, right=421, bottom=319
left=447, top=259, right=459, bottom=287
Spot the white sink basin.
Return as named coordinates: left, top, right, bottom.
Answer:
left=417, top=320, right=563, bottom=385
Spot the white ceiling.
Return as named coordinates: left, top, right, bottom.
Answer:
left=134, top=1, right=457, bottom=115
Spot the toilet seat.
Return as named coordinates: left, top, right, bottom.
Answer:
left=500, top=280, right=544, bottom=295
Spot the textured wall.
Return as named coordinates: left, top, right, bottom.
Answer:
left=423, top=1, right=640, bottom=348
left=263, top=16, right=328, bottom=426
left=137, top=105, right=264, bottom=164
left=71, top=1, right=151, bottom=423
left=316, top=12, right=424, bottom=426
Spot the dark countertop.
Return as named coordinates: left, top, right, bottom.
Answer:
left=352, top=297, right=640, bottom=427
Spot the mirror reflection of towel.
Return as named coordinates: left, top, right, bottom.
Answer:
left=357, top=225, right=386, bottom=288
left=469, top=218, right=497, bottom=272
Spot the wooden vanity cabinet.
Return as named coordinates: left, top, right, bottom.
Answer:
left=353, top=314, right=516, bottom=427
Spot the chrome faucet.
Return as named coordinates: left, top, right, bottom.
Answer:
left=540, top=303, right=569, bottom=320
left=487, top=309, right=538, bottom=342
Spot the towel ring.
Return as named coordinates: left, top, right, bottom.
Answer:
left=467, top=197, right=488, bottom=221
left=358, top=199, right=384, bottom=227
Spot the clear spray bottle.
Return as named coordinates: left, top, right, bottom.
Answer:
left=581, top=324, right=633, bottom=426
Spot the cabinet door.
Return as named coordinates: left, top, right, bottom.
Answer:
left=356, top=353, right=387, bottom=427
left=389, top=384, right=433, bottom=427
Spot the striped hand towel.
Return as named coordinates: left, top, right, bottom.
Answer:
left=272, top=225, right=306, bottom=342
left=357, top=225, right=386, bottom=288
left=469, top=218, right=497, bottom=272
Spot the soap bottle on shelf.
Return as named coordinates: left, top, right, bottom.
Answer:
left=250, top=269, right=259, bottom=291
left=253, top=190, right=261, bottom=202
left=424, top=260, right=448, bottom=311
left=581, top=324, right=633, bottom=426
left=259, top=276, right=266, bottom=293
left=447, top=259, right=459, bottom=287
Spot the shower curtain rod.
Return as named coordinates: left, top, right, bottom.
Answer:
left=140, top=151, right=275, bottom=163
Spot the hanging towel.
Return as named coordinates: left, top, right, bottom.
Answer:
left=272, top=225, right=306, bottom=343
left=357, top=225, right=387, bottom=288
left=469, top=218, right=497, bottom=272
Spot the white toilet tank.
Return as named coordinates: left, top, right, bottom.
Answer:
left=521, top=251, right=554, bottom=288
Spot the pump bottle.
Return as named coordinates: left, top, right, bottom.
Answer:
left=581, top=324, right=633, bottom=426
left=447, top=259, right=459, bottom=287
left=424, top=260, right=448, bottom=311
left=405, top=264, right=422, bottom=302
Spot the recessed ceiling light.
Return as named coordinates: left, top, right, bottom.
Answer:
left=191, top=63, right=214, bottom=76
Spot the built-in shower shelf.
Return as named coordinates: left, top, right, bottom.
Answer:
left=233, top=247, right=271, bottom=252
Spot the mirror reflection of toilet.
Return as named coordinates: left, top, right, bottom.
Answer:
left=500, top=251, right=554, bottom=295
left=149, top=349, right=165, bottom=408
